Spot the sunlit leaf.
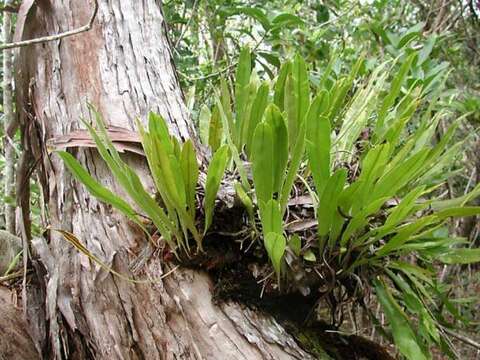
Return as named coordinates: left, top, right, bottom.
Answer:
left=306, top=91, right=331, bottom=196
left=245, top=82, right=269, bottom=155
left=181, top=140, right=199, bottom=218
left=208, top=105, right=223, bottom=152
left=265, top=104, right=288, bottom=193
left=252, top=121, right=274, bottom=204
left=265, top=232, right=286, bottom=276
left=259, top=199, right=283, bottom=236
left=279, top=122, right=306, bottom=214
left=235, top=47, right=252, bottom=145
left=204, top=145, right=230, bottom=233
left=438, top=248, right=480, bottom=264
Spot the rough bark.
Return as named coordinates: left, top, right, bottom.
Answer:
left=14, top=1, right=313, bottom=359
left=2, top=0, right=16, bottom=234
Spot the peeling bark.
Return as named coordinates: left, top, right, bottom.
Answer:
left=15, top=1, right=313, bottom=359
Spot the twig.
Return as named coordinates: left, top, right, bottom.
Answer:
left=0, top=270, right=28, bottom=283
left=178, top=25, right=270, bottom=83
left=442, top=326, right=480, bottom=350
left=0, top=0, right=98, bottom=51
left=316, top=2, right=358, bottom=30
left=178, top=63, right=237, bottom=82
left=174, top=0, right=199, bottom=49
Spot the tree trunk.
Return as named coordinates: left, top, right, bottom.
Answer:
left=2, top=0, right=16, bottom=234
left=14, top=1, right=313, bottom=359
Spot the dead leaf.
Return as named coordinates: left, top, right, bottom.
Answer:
left=285, top=219, right=318, bottom=232
left=288, top=195, right=314, bottom=207
left=47, top=127, right=144, bottom=155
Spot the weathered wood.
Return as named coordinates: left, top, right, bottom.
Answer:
left=14, top=1, right=314, bottom=359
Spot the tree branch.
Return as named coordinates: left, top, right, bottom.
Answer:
left=0, top=0, right=98, bottom=51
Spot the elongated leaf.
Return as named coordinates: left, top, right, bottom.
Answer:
left=58, top=150, right=141, bottom=225
left=234, top=182, right=254, bottom=222
left=220, top=77, right=235, bottom=142
left=376, top=53, right=417, bottom=135
left=377, top=215, right=438, bottom=256
left=306, top=91, right=331, bottom=196
left=265, top=104, right=288, bottom=193
left=137, top=119, right=180, bottom=230
left=265, top=232, right=286, bottom=276
left=374, top=279, right=428, bottom=360
left=56, top=229, right=149, bottom=283
left=318, top=169, right=347, bottom=238
left=285, top=54, right=309, bottom=146
left=431, top=182, right=480, bottom=210
left=245, top=82, right=269, bottom=155
left=335, top=64, right=387, bottom=162
left=274, top=61, right=292, bottom=110
left=198, top=105, right=211, bottom=146
left=386, top=270, right=441, bottom=343
left=438, top=248, right=480, bottom=264
left=181, top=140, right=199, bottom=218
left=328, top=56, right=364, bottom=124
left=145, top=115, right=186, bottom=211
left=292, top=53, right=310, bottom=124
left=352, top=143, right=391, bottom=214
left=399, top=237, right=466, bottom=254
left=375, top=186, right=426, bottom=239
left=397, top=23, right=424, bottom=49
left=215, top=96, right=250, bottom=189
left=342, top=196, right=389, bottom=247
left=318, top=50, right=337, bottom=90
left=284, top=74, right=296, bottom=148
left=170, top=152, right=187, bottom=206
left=279, top=122, right=306, bottom=214
left=208, top=105, right=223, bottom=152
left=386, top=270, right=424, bottom=315
left=123, top=166, right=178, bottom=245
left=259, top=199, right=283, bottom=235
left=235, top=47, right=252, bottom=144
left=204, top=145, right=230, bottom=233
left=435, top=206, right=480, bottom=219
left=141, top=115, right=202, bottom=247
left=372, top=149, right=429, bottom=201
left=252, top=122, right=274, bottom=204
left=390, top=261, right=434, bottom=286
left=148, top=112, right=174, bottom=154
left=86, top=113, right=175, bottom=245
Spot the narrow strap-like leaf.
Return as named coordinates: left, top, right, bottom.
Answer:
left=251, top=122, right=274, bottom=204
left=204, top=145, right=230, bottom=234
